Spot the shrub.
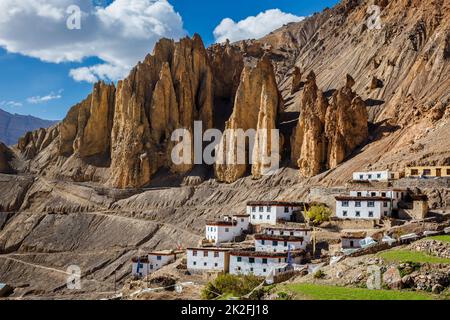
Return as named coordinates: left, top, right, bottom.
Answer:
left=313, top=269, right=326, bottom=279
left=201, top=274, right=263, bottom=300
left=307, top=205, right=332, bottom=226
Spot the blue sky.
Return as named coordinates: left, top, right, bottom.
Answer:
left=0, top=0, right=338, bottom=121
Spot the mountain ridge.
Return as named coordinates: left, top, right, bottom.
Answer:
left=0, top=108, right=57, bottom=146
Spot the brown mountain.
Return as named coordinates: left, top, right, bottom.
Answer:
left=0, top=0, right=449, bottom=299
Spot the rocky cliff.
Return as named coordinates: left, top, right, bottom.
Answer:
left=0, top=143, right=14, bottom=173
left=215, top=57, right=281, bottom=182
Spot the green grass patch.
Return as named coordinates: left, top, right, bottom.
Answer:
left=428, top=235, right=450, bottom=243
left=282, top=283, right=436, bottom=300
left=378, top=249, right=450, bottom=264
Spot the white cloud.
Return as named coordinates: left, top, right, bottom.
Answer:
left=213, top=9, right=304, bottom=43
left=0, top=0, right=186, bottom=83
left=0, top=100, right=23, bottom=108
left=27, top=91, right=63, bottom=104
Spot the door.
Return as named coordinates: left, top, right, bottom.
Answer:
left=350, top=241, right=354, bottom=248
left=436, top=168, right=441, bottom=177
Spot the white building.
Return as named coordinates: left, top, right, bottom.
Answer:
left=341, top=232, right=366, bottom=249
left=349, top=189, right=406, bottom=209
left=352, top=170, right=398, bottom=182
left=229, top=249, right=305, bottom=277
left=186, top=248, right=230, bottom=273
left=335, top=196, right=392, bottom=219
left=132, top=250, right=181, bottom=277
left=263, top=226, right=312, bottom=244
left=205, top=215, right=250, bottom=244
left=246, top=201, right=305, bottom=225
left=254, top=234, right=307, bottom=252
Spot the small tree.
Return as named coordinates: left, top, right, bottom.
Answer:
left=307, top=205, right=332, bottom=226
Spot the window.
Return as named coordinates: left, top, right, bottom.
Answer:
left=214, top=263, right=218, bottom=267
left=249, top=258, right=255, bottom=263
left=368, top=174, right=372, bottom=179
left=368, top=201, right=375, bottom=207
left=284, top=207, right=289, bottom=213
left=371, top=192, right=376, bottom=197
left=225, top=228, right=229, bottom=233
left=237, top=267, right=241, bottom=271
left=150, top=265, right=153, bottom=269
left=204, top=262, right=207, bottom=266
left=192, top=251, right=197, bottom=257
left=262, top=258, right=268, bottom=264
left=423, top=169, right=431, bottom=176
left=359, top=175, right=364, bottom=179
left=138, top=263, right=144, bottom=268
left=343, top=211, right=348, bottom=217
left=267, top=206, right=271, bottom=212
left=284, top=241, right=288, bottom=246
left=383, top=202, right=388, bottom=208
left=214, top=252, right=219, bottom=258
left=377, top=174, right=381, bottom=179
left=250, top=267, right=254, bottom=272
left=411, top=169, right=419, bottom=175
left=447, top=169, right=450, bottom=175
left=252, top=207, right=256, bottom=212
left=368, top=211, right=374, bottom=217
left=252, top=215, right=256, bottom=219
left=241, top=218, right=244, bottom=222
left=237, top=257, right=242, bottom=262
left=290, top=231, right=294, bottom=236
left=259, top=206, right=264, bottom=212
left=384, top=211, right=388, bottom=216
left=273, top=241, right=278, bottom=246
left=259, top=215, right=263, bottom=220
left=356, top=211, right=361, bottom=217
left=266, top=215, right=270, bottom=220
left=342, top=201, right=349, bottom=207
left=203, top=251, right=208, bottom=257
left=381, top=192, right=386, bottom=197
left=355, top=201, right=361, bottom=207
left=263, top=269, right=267, bottom=273
left=357, top=192, right=362, bottom=197
left=193, top=261, right=197, bottom=266
left=157, top=256, right=162, bottom=261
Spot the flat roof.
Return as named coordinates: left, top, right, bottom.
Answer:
left=187, top=247, right=231, bottom=252
left=335, top=196, right=391, bottom=201
left=230, top=249, right=305, bottom=259
left=132, top=256, right=149, bottom=263
left=148, top=250, right=183, bottom=256
left=232, top=214, right=250, bottom=217
left=264, top=226, right=312, bottom=232
left=247, top=201, right=307, bottom=207
left=254, top=234, right=304, bottom=242
left=351, top=189, right=407, bottom=192
left=206, top=220, right=237, bottom=227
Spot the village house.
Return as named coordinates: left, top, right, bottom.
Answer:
left=131, top=250, right=181, bottom=277
left=405, top=166, right=450, bottom=178
left=341, top=231, right=367, bottom=250
left=254, top=234, right=307, bottom=252
left=229, top=249, right=305, bottom=277
left=349, top=189, right=406, bottom=209
left=263, top=226, right=312, bottom=244
left=205, top=214, right=250, bottom=244
left=246, top=201, right=305, bottom=225
left=186, top=248, right=231, bottom=273
left=335, top=196, right=392, bottom=219
left=352, top=170, right=401, bottom=182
